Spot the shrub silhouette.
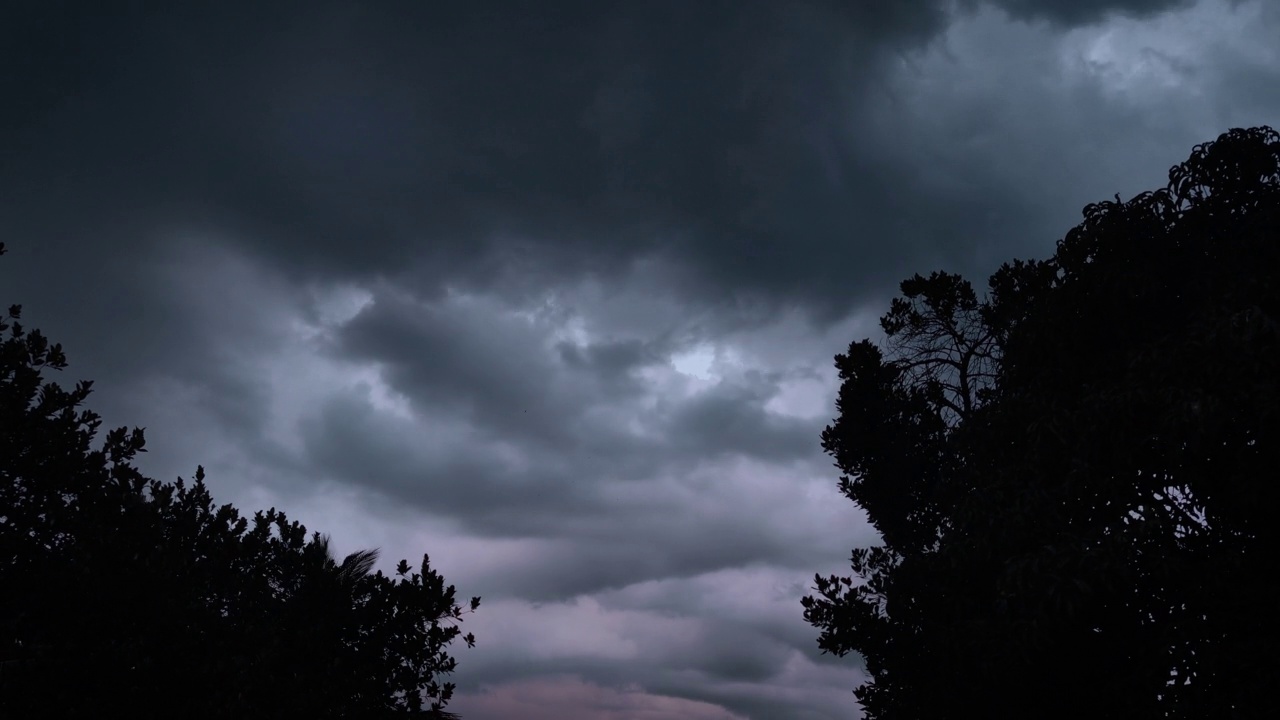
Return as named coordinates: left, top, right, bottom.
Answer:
left=1, top=242, right=479, bottom=718
left=805, top=126, right=1280, bottom=719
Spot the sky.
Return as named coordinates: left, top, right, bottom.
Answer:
left=1, top=1, right=1277, bottom=717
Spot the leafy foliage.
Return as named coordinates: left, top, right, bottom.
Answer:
left=803, top=126, right=1280, bottom=719
left=1, top=239, right=479, bottom=718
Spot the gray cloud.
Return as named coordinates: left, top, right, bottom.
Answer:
left=3, top=0, right=1003, bottom=330
left=986, top=0, right=1197, bottom=26
left=304, top=281, right=825, bottom=530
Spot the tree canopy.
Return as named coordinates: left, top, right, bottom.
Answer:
left=804, top=126, right=1280, bottom=719
left=1, top=239, right=479, bottom=718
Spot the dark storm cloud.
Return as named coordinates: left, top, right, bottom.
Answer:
left=493, top=533, right=793, bottom=602
left=5, top=0, right=991, bottom=330
left=326, top=285, right=660, bottom=450
left=987, top=0, right=1196, bottom=26
left=460, top=592, right=831, bottom=695
left=3, top=0, right=1208, bottom=344
left=669, top=378, right=813, bottom=454
left=297, top=377, right=835, bottom=601
left=315, top=285, right=820, bottom=502
left=0, top=238, right=297, bottom=476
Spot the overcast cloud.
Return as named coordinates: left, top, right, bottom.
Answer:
left=2, top=1, right=1277, bottom=717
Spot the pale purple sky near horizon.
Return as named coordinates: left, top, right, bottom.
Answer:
left=2, top=1, right=1278, bottom=718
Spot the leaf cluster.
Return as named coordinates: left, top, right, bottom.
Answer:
left=1, top=241, right=478, bottom=719
left=804, top=127, right=1280, bottom=719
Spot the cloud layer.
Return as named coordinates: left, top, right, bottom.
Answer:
left=3, top=0, right=1277, bottom=717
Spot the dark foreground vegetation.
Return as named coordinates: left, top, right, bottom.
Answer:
left=1, top=240, right=478, bottom=718
left=805, top=126, right=1280, bottom=719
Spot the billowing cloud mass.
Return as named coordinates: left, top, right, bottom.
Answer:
left=2, top=0, right=1276, bottom=717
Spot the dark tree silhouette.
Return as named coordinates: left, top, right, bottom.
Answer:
left=0, top=240, right=478, bottom=718
left=803, top=126, right=1280, bottom=719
